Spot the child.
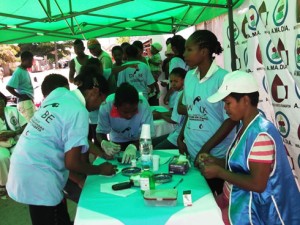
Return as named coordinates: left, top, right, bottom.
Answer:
left=148, top=42, right=163, bottom=106
left=164, top=35, right=188, bottom=109
left=153, top=67, right=186, bottom=149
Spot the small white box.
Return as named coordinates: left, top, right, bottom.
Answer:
left=183, top=190, right=192, bottom=206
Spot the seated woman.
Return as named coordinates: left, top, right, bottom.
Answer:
left=0, top=92, right=27, bottom=196
left=96, top=82, right=155, bottom=164
left=198, top=71, right=300, bottom=225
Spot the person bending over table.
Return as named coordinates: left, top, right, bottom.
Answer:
left=7, top=73, right=116, bottom=225
left=41, top=74, right=85, bottom=204
left=199, top=71, right=300, bottom=225
left=96, top=82, right=155, bottom=164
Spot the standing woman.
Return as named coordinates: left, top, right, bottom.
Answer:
left=179, top=30, right=238, bottom=194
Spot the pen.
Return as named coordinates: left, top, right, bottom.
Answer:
left=173, top=178, right=183, bottom=189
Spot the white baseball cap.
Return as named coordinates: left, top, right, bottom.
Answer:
left=207, top=70, right=259, bottom=103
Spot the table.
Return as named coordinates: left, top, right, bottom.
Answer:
left=151, top=106, right=174, bottom=137
left=74, top=150, right=224, bottom=225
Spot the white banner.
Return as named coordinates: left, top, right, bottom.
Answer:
left=221, top=0, right=300, bottom=187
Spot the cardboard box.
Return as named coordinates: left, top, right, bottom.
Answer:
left=168, top=156, right=189, bottom=175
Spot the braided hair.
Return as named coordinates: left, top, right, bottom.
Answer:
left=189, top=30, right=223, bottom=60
left=170, top=35, right=186, bottom=59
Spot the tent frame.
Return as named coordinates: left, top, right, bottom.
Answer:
left=1, top=0, right=239, bottom=70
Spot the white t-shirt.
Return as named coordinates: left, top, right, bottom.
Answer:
left=117, top=61, right=155, bottom=99
left=96, top=93, right=155, bottom=142
left=7, top=88, right=89, bottom=206
left=183, top=62, right=235, bottom=159
left=168, top=57, right=188, bottom=108
left=167, top=90, right=185, bottom=145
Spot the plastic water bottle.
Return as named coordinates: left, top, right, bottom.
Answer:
left=140, top=165, right=155, bottom=193
left=139, top=124, right=152, bottom=169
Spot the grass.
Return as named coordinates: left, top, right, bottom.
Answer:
left=0, top=194, right=77, bottom=225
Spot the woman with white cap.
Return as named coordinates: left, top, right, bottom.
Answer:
left=199, top=71, right=300, bottom=225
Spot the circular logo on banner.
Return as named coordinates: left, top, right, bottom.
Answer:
left=272, top=0, right=288, bottom=26
left=263, top=76, right=269, bottom=93
left=271, top=74, right=288, bottom=103
left=296, top=35, right=300, bottom=70
left=266, top=40, right=283, bottom=65
left=227, top=22, right=239, bottom=42
left=244, top=48, right=248, bottom=67
left=256, top=44, right=263, bottom=64
left=248, top=5, right=259, bottom=30
left=275, top=111, right=290, bottom=138
left=295, top=84, right=300, bottom=99
left=10, top=116, right=18, bottom=126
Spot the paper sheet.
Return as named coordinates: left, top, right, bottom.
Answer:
left=100, top=182, right=137, bottom=197
left=160, top=156, right=171, bottom=165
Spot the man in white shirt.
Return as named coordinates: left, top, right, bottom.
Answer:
left=7, top=72, right=116, bottom=225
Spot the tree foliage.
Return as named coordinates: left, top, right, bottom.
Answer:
left=116, top=37, right=130, bottom=45
left=18, top=42, right=72, bottom=62
left=0, top=44, right=20, bottom=65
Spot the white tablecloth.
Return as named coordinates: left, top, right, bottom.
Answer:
left=151, top=106, right=174, bottom=137
left=74, top=150, right=224, bottom=225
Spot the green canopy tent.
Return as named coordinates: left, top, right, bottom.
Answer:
left=0, top=0, right=245, bottom=69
